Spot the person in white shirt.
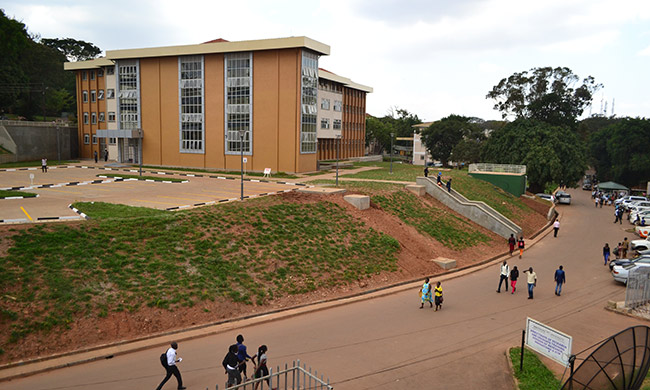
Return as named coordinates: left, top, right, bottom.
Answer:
left=553, top=219, right=560, bottom=237
left=496, top=260, right=510, bottom=293
left=523, top=267, right=537, bottom=299
left=156, top=341, right=186, bottom=390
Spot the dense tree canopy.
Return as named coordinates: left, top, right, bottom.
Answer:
left=420, top=115, right=482, bottom=166
left=481, top=119, right=587, bottom=193
left=365, top=108, right=421, bottom=154
left=589, top=117, right=650, bottom=187
left=486, top=67, right=601, bottom=128
left=0, top=10, right=90, bottom=119
left=41, top=38, right=101, bottom=62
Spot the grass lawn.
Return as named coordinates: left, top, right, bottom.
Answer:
left=509, top=347, right=562, bottom=390
left=97, top=174, right=186, bottom=183
left=0, top=190, right=37, bottom=198
left=0, top=160, right=79, bottom=168
left=0, top=198, right=399, bottom=344
left=344, top=162, right=533, bottom=220
left=140, top=165, right=299, bottom=179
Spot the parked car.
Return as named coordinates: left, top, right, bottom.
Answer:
left=608, top=254, right=650, bottom=271
left=582, top=180, right=592, bottom=190
left=637, top=248, right=650, bottom=256
left=612, top=262, right=650, bottom=284
left=630, top=209, right=650, bottom=225
left=536, top=193, right=556, bottom=203
left=617, top=196, right=648, bottom=209
left=631, top=238, right=650, bottom=252
left=556, top=191, right=571, bottom=205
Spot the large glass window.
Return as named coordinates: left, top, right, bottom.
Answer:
left=301, top=51, right=318, bottom=153
left=117, top=60, right=139, bottom=130
left=225, top=53, right=252, bottom=154
left=179, top=55, right=204, bottom=153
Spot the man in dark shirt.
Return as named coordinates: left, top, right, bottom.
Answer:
left=222, top=344, right=241, bottom=387
left=554, top=265, right=566, bottom=296
left=236, top=334, right=253, bottom=381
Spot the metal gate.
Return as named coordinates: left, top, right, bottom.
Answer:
left=625, top=267, right=650, bottom=314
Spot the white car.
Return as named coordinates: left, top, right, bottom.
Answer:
left=616, top=195, right=647, bottom=206
left=556, top=191, right=571, bottom=205
left=612, top=262, right=650, bottom=284
left=630, top=209, right=650, bottom=224
left=631, top=239, right=650, bottom=251
left=626, top=201, right=650, bottom=213
left=536, top=193, right=556, bottom=203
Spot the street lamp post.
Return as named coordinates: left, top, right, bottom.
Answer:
left=335, top=134, right=341, bottom=187
left=390, top=132, right=395, bottom=174
left=239, top=130, right=245, bottom=200
left=137, top=128, right=143, bottom=177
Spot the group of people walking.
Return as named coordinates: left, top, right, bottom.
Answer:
left=495, top=260, right=566, bottom=299
left=420, top=277, right=443, bottom=311
left=155, top=335, right=275, bottom=390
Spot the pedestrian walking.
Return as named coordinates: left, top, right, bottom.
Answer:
left=252, top=345, right=276, bottom=390
left=104, top=148, right=108, bottom=162
left=517, top=236, right=525, bottom=259
left=424, top=166, right=429, bottom=177
left=434, top=281, right=443, bottom=311
left=553, top=219, right=560, bottom=238
left=437, top=171, right=442, bottom=186
left=523, top=267, right=537, bottom=299
left=94, top=150, right=98, bottom=163
left=614, top=243, right=621, bottom=259
left=236, top=335, right=253, bottom=381
left=510, top=266, right=519, bottom=294
left=156, top=341, right=186, bottom=390
left=223, top=344, right=242, bottom=388
left=420, top=277, right=433, bottom=309
left=496, top=260, right=510, bottom=293
left=554, top=265, right=566, bottom=296
left=621, top=237, right=629, bottom=259
left=603, top=243, right=610, bottom=266
left=446, top=178, right=452, bottom=192
left=508, top=234, right=516, bottom=256
left=595, top=197, right=599, bottom=207
left=41, top=157, right=48, bottom=173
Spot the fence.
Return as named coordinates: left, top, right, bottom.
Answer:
left=216, top=360, right=333, bottom=390
left=468, top=163, right=526, bottom=175
left=625, top=267, right=650, bottom=313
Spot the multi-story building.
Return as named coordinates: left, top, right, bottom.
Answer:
left=64, top=37, right=371, bottom=173
left=412, top=122, right=433, bottom=165
left=317, top=69, right=371, bottom=161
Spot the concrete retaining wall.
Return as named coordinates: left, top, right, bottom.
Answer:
left=0, top=121, right=78, bottom=162
left=416, top=176, right=522, bottom=239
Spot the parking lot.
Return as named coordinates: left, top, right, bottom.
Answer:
left=0, top=164, right=307, bottom=223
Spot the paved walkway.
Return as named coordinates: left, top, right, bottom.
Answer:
left=1, top=188, right=641, bottom=389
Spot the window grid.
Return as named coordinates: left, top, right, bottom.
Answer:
left=84, top=134, right=90, bottom=144
left=333, top=119, right=342, bottom=130
left=117, top=61, right=139, bottom=130
left=91, top=90, right=96, bottom=102
left=91, top=112, right=97, bottom=124
left=321, top=118, right=330, bottom=129
left=321, top=98, right=330, bottom=110
left=83, top=112, right=89, bottom=124
left=82, top=91, right=88, bottom=103
left=225, top=53, right=252, bottom=154
left=107, top=89, right=115, bottom=99
left=99, top=112, right=105, bottom=122
left=300, top=51, right=319, bottom=153
left=179, top=56, right=204, bottom=153
left=98, top=90, right=104, bottom=100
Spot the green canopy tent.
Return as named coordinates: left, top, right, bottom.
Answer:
left=596, top=181, right=629, bottom=193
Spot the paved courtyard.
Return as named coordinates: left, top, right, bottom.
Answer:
left=0, top=163, right=307, bottom=223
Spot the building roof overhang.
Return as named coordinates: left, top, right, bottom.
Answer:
left=318, top=69, right=373, bottom=93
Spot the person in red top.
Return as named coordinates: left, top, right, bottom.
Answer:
left=518, top=236, right=525, bottom=259
left=508, top=234, right=516, bottom=256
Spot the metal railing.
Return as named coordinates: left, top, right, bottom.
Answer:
left=468, top=163, right=526, bottom=174
left=625, top=267, right=650, bottom=312
left=216, top=360, right=332, bottom=390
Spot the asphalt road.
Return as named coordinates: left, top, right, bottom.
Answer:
left=2, top=188, right=643, bottom=390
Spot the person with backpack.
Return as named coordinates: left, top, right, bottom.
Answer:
left=517, top=236, right=525, bottom=259
left=222, top=344, right=242, bottom=387
left=156, top=341, right=186, bottom=390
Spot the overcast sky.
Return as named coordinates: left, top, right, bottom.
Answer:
left=3, top=0, right=649, bottom=121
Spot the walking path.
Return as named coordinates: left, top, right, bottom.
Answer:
left=1, top=188, right=641, bottom=389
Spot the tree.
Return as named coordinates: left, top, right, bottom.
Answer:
left=589, top=117, right=650, bottom=187
left=0, top=9, right=31, bottom=111
left=420, top=115, right=481, bottom=166
left=41, top=38, right=101, bottom=62
left=365, top=115, right=393, bottom=154
left=486, top=67, right=601, bottom=128
left=481, top=119, right=587, bottom=193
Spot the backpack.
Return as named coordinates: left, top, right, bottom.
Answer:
left=160, top=352, right=168, bottom=368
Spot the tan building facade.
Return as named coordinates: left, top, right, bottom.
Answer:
left=65, top=37, right=371, bottom=173
left=412, top=122, right=433, bottom=166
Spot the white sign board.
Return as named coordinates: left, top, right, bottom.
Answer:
left=525, top=318, right=572, bottom=366
left=243, top=157, right=248, bottom=164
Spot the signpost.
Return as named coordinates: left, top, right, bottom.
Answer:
left=524, top=318, right=573, bottom=366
